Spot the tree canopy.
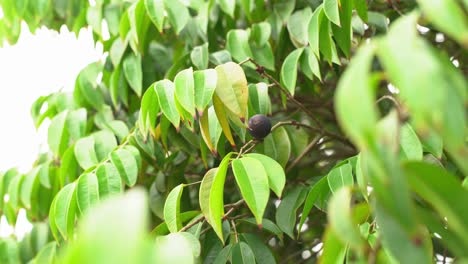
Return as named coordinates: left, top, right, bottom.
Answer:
left=0, top=0, right=467, bottom=263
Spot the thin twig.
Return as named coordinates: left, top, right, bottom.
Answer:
left=239, top=58, right=323, bottom=129
left=286, top=134, right=323, bottom=173
left=180, top=199, right=245, bottom=232
left=231, top=219, right=239, bottom=243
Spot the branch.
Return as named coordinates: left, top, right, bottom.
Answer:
left=239, top=58, right=354, bottom=148
left=286, top=134, right=322, bottom=173
left=180, top=199, right=245, bottom=232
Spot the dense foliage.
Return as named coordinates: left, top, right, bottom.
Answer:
left=0, top=0, right=467, bottom=263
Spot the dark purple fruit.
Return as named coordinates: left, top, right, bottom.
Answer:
left=248, top=114, right=271, bottom=139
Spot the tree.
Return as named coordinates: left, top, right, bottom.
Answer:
left=0, top=0, right=467, bottom=263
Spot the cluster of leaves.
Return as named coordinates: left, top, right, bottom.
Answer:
left=0, top=0, right=467, bottom=263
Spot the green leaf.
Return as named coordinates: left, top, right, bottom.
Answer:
left=123, top=53, right=142, bottom=97
left=163, top=184, right=185, bottom=233
left=194, top=69, right=217, bottom=114
left=209, top=50, right=232, bottom=65
left=144, top=0, right=165, bottom=33
left=199, top=107, right=215, bottom=154
left=93, top=130, right=117, bottom=162
left=256, top=126, right=291, bottom=167
left=323, top=0, right=340, bottom=26
left=250, top=43, right=275, bottom=71
left=226, top=30, right=253, bottom=63
left=308, top=5, right=322, bottom=59
left=416, top=206, right=468, bottom=257
left=377, top=13, right=467, bottom=173
left=420, top=131, right=443, bottom=159
left=374, top=203, right=432, bottom=263
left=87, top=4, right=102, bottom=35
left=151, top=211, right=200, bottom=236
left=245, top=153, right=285, bottom=198
left=353, top=0, right=368, bottom=22
left=52, top=183, right=77, bottom=240
left=332, top=0, right=352, bottom=57
left=7, top=174, right=23, bottom=209
left=300, top=47, right=321, bottom=81
left=139, top=84, right=160, bottom=138
left=287, top=8, right=312, bottom=48
left=74, top=136, right=99, bottom=170
left=417, top=0, right=468, bottom=47
left=239, top=218, right=283, bottom=240
left=214, top=62, right=249, bottom=121
left=275, top=187, right=307, bottom=238
left=66, top=108, right=87, bottom=141
left=76, top=63, right=104, bottom=110
left=0, top=238, right=20, bottom=264
left=298, top=176, right=331, bottom=233
left=217, top=0, right=235, bottom=18
left=241, top=234, right=276, bottom=264
left=127, top=0, right=151, bottom=53
left=154, top=232, right=201, bottom=263
left=319, top=228, right=346, bottom=263
left=48, top=111, right=69, bottom=157
left=367, top=12, right=388, bottom=33
left=20, top=169, right=40, bottom=209
left=60, top=145, right=79, bottom=186
left=110, top=65, right=129, bottom=108
left=327, top=162, right=354, bottom=193
left=280, top=48, right=303, bottom=96
left=248, top=83, right=271, bottom=115
left=328, top=187, right=365, bottom=249
left=164, top=0, right=189, bottom=34
left=61, top=190, right=149, bottom=263
left=404, top=161, right=468, bottom=246
left=318, top=10, right=335, bottom=64
left=335, top=44, right=377, bottom=149
left=213, top=245, right=233, bottom=264
left=37, top=162, right=51, bottom=188
left=400, top=124, right=423, bottom=160
left=32, top=241, right=56, bottom=264
left=111, top=148, right=139, bottom=187
left=110, top=37, right=127, bottom=67
left=76, top=173, right=100, bottom=214
left=154, top=79, right=180, bottom=130
left=174, top=68, right=196, bottom=117
left=250, top=22, right=271, bottom=47
left=96, top=163, right=123, bottom=197
left=232, top=242, right=255, bottom=264
left=232, top=157, right=270, bottom=225
left=199, top=153, right=234, bottom=241
left=273, top=0, right=295, bottom=22
left=191, top=43, right=209, bottom=70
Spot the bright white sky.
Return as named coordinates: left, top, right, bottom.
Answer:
left=0, top=23, right=102, bottom=238
left=0, top=23, right=102, bottom=172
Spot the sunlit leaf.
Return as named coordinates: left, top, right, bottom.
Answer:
left=144, top=0, right=165, bottom=33
left=174, top=68, right=196, bottom=117
left=76, top=173, right=100, bottom=214
left=245, top=153, right=285, bottom=198
left=280, top=48, right=303, bottom=96
left=199, top=153, right=233, bottom=241
left=123, top=53, right=142, bottom=97
left=154, top=79, right=180, bottom=129
left=164, top=0, right=189, bottom=34
left=194, top=69, right=217, bottom=114
left=163, top=184, right=185, bottom=233
left=232, top=157, right=270, bottom=225
left=275, top=187, right=307, bottom=238
left=111, top=148, right=139, bottom=187
left=51, top=183, right=77, bottom=240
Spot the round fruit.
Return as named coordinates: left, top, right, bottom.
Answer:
left=248, top=114, right=272, bottom=139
